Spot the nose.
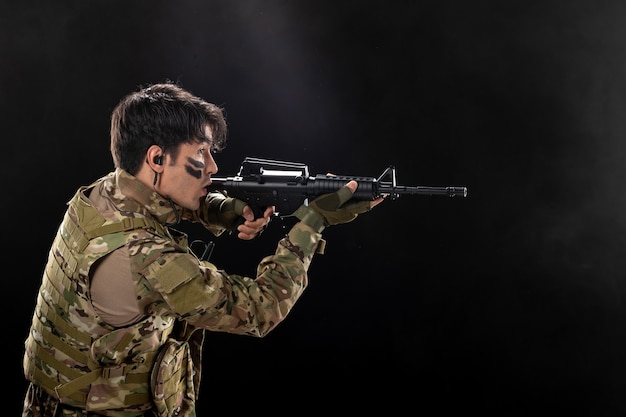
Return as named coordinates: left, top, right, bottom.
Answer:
left=205, top=152, right=218, bottom=175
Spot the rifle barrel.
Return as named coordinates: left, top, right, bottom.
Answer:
left=381, top=184, right=467, bottom=198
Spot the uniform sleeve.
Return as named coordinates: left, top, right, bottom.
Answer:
left=142, top=221, right=323, bottom=337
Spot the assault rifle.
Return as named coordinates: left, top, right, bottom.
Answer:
left=206, top=157, right=467, bottom=219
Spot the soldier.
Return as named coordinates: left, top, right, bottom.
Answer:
left=22, top=81, right=384, bottom=417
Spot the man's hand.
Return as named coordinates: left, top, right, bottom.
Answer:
left=293, top=180, right=384, bottom=232
left=236, top=205, right=275, bottom=240
left=345, top=180, right=385, bottom=209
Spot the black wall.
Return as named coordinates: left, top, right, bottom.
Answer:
left=5, top=1, right=626, bottom=414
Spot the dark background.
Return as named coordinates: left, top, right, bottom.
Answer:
left=5, top=0, right=626, bottom=414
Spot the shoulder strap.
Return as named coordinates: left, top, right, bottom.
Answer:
left=85, top=217, right=168, bottom=240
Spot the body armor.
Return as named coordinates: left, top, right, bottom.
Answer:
left=23, top=175, right=201, bottom=416
left=24, top=169, right=320, bottom=417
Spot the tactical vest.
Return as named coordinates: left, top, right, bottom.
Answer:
left=23, top=184, right=202, bottom=416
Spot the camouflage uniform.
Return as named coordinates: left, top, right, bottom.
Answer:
left=23, top=169, right=323, bottom=417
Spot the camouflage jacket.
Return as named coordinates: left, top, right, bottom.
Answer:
left=23, top=168, right=323, bottom=416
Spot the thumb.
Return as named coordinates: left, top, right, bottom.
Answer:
left=241, top=204, right=255, bottom=221
left=345, top=180, right=358, bottom=194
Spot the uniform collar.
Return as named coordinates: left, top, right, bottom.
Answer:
left=112, top=168, right=181, bottom=226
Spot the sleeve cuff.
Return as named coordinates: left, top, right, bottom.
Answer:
left=293, top=205, right=326, bottom=233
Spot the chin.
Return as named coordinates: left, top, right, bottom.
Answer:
left=187, top=203, right=201, bottom=211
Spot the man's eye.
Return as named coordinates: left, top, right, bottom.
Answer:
left=198, top=148, right=205, bottom=155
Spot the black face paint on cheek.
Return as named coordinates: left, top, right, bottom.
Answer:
left=185, top=157, right=204, bottom=179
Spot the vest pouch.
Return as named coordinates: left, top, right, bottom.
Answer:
left=151, top=338, right=196, bottom=417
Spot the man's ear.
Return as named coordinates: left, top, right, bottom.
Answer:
left=146, top=145, right=164, bottom=171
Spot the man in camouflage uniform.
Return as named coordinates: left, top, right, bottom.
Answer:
left=22, top=82, right=384, bottom=417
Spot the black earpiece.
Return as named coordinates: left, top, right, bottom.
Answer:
left=153, top=155, right=163, bottom=165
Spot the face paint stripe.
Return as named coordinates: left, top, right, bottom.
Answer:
left=185, top=165, right=202, bottom=179
left=184, top=157, right=204, bottom=179
left=187, top=157, right=204, bottom=168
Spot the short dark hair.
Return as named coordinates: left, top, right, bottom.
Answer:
left=110, top=81, right=227, bottom=175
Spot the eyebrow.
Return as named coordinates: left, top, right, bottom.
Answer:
left=197, top=132, right=213, bottom=144
left=195, top=136, right=216, bottom=152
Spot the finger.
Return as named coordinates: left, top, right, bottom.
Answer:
left=241, top=205, right=255, bottom=222
left=239, top=216, right=269, bottom=233
left=236, top=226, right=261, bottom=241
left=263, top=206, right=276, bottom=218
left=248, top=214, right=271, bottom=227
left=345, top=180, right=358, bottom=193
left=336, top=181, right=357, bottom=206
left=370, top=196, right=385, bottom=208
left=237, top=231, right=255, bottom=241
left=238, top=223, right=261, bottom=236
left=344, top=200, right=373, bottom=214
